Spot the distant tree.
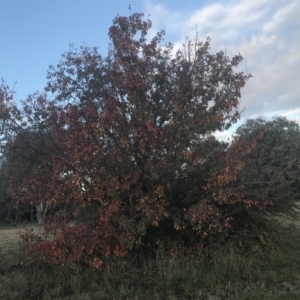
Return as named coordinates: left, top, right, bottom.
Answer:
left=0, top=127, right=55, bottom=224
left=234, top=116, right=300, bottom=217
left=0, top=167, right=15, bottom=222
left=1, top=12, right=284, bottom=268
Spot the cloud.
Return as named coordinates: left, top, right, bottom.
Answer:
left=144, top=0, right=300, bottom=138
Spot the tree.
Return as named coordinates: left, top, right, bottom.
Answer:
left=0, top=167, right=15, bottom=222
left=0, top=12, right=273, bottom=268
left=0, top=79, right=25, bottom=223
left=234, top=116, right=300, bottom=217
left=0, top=127, right=57, bottom=224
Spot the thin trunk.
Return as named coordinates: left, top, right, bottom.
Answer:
left=14, top=210, right=19, bottom=225
left=6, top=205, right=11, bottom=221
left=36, top=202, right=47, bottom=225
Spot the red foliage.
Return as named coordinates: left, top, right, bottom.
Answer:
left=0, top=13, right=262, bottom=267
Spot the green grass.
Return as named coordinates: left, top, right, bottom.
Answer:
left=1, top=222, right=300, bottom=299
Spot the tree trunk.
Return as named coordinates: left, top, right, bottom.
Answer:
left=6, top=205, right=11, bottom=221
left=14, top=210, right=19, bottom=225
left=36, top=202, right=47, bottom=225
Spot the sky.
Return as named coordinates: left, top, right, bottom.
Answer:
left=0, top=0, right=299, bottom=140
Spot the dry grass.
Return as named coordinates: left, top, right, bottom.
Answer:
left=0, top=222, right=42, bottom=269
left=273, top=202, right=300, bottom=232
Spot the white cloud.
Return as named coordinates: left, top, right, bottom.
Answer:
left=145, top=0, right=300, bottom=139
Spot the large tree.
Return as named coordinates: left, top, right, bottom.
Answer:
left=1, top=13, right=280, bottom=267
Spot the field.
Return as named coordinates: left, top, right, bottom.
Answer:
left=0, top=222, right=43, bottom=270
left=1, top=220, right=300, bottom=299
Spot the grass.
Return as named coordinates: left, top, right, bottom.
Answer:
left=1, top=221, right=300, bottom=299
left=0, top=221, right=42, bottom=270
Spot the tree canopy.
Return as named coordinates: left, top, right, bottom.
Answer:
left=1, top=12, right=296, bottom=268
left=234, top=116, right=300, bottom=216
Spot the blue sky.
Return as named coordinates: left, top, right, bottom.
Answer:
left=1, top=0, right=299, bottom=140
